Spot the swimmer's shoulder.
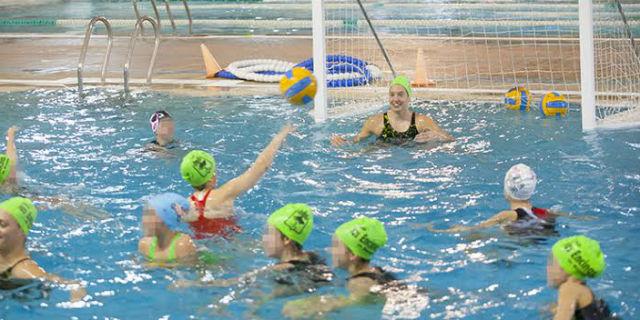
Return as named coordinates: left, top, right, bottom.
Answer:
left=496, top=210, right=519, bottom=222
left=138, top=237, right=153, bottom=254
left=364, top=113, right=385, bottom=134
left=12, top=259, right=46, bottom=279
left=175, top=234, right=197, bottom=258
left=559, top=281, right=593, bottom=308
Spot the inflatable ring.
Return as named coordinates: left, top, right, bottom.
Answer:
left=223, top=59, right=295, bottom=82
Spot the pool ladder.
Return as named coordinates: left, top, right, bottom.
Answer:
left=133, top=0, right=192, bottom=35
left=77, top=16, right=113, bottom=93
left=124, top=16, right=161, bottom=93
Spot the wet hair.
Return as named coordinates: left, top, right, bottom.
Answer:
left=278, top=229, right=303, bottom=251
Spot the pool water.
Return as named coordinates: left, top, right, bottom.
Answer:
left=1, top=0, right=638, bottom=36
left=0, top=88, right=638, bottom=319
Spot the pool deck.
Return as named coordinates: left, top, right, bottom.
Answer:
left=0, top=33, right=583, bottom=101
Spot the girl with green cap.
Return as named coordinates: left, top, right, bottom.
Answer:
left=283, top=217, right=396, bottom=319
left=173, top=203, right=331, bottom=288
left=178, top=124, right=293, bottom=239
left=547, top=235, right=617, bottom=320
left=172, top=203, right=332, bottom=313
left=331, top=75, right=454, bottom=146
left=0, top=197, right=86, bottom=302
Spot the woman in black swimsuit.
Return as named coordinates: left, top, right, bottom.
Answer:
left=331, top=76, right=454, bottom=146
left=0, top=197, right=86, bottom=301
left=283, top=217, right=395, bottom=318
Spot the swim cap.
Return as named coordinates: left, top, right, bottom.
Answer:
left=552, top=235, right=605, bottom=280
left=335, top=217, right=387, bottom=260
left=390, top=75, right=412, bottom=97
left=504, top=163, right=537, bottom=200
left=0, top=197, right=37, bottom=235
left=149, top=110, right=172, bottom=134
left=145, top=193, right=190, bottom=230
left=267, top=203, right=314, bottom=245
left=0, top=154, right=10, bottom=184
left=180, top=150, right=216, bottom=187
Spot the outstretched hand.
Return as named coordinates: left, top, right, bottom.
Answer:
left=330, top=134, right=349, bottom=147
left=6, top=126, right=18, bottom=140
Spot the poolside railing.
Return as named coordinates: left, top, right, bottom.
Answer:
left=124, top=16, right=160, bottom=93
left=77, top=16, right=114, bottom=93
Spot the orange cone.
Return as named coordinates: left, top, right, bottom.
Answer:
left=200, top=43, right=221, bottom=79
left=412, top=48, right=435, bottom=87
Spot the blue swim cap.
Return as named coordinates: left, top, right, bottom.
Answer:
left=145, top=193, right=190, bottom=230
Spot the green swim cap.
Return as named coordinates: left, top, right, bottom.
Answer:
left=390, top=75, right=412, bottom=97
left=552, top=235, right=605, bottom=280
left=335, top=217, right=387, bottom=260
left=0, top=197, right=37, bottom=235
left=267, top=203, right=313, bottom=245
left=180, top=150, right=216, bottom=187
left=0, top=154, right=10, bottom=184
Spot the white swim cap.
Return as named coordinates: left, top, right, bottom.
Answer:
left=503, top=163, right=537, bottom=200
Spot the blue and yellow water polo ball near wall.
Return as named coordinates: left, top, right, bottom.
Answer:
left=539, top=91, right=569, bottom=117
left=279, top=67, right=317, bottom=105
left=504, top=86, right=531, bottom=111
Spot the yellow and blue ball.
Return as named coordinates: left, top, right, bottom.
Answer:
left=504, top=86, right=531, bottom=111
left=539, top=91, right=569, bottom=117
left=279, top=67, right=317, bottom=105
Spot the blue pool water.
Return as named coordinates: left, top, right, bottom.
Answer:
left=1, top=0, right=638, bottom=36
left=0, top=88, right=638, bottom=319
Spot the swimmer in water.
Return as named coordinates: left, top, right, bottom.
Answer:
left=178, top=124, right=294, bottom=239
left=547, top=236, right=618, bottom=320
left=283, top=217, right=396, bottom=319
left=427, top=163, right=560, bottom=235
left=0, top=126, right=18, bottom=192
left=145, top=110, right=177, bottom=152
left=331, top=76, right=454, bottom=146
left=172, top=204, right=332, bottom=309
left=138, top=193, right=197, bottom=265
left=0, top=197, right=86, bottom=301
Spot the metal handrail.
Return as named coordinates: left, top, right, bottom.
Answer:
left=164, top=0, right=193, bottom=34
left=123, top=16, right=160, bottom=93
left=182, top=0, right=193, bottom=35
left=77, top=16, right=113, bottom=92
left=132, top=0, right=161, bottom=33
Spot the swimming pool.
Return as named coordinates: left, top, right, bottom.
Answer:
left=1, top=0, right=638, bottom=36
left=0, top=88, right=637, bottom=318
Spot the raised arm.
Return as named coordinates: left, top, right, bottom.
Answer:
left=426, top=210, right=517, bottom=233
left=5, top=126, right=18, bottom=184
left=414, top=115, right=454, bottom=143
left=217, top=124, right=293, bottom=201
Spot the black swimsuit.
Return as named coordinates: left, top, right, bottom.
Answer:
left=503, top=207, right=558, bottom=237
left=379, top=112, right=419, bottom=143
left=575, top=291, right=617, bottom=320
left=0, top=258, right=34, bottom=290
left=349, top=267, right=396, bottom=285
left=274, top=252, right=333, bottom=286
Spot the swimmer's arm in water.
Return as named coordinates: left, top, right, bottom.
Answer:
left=414, top=115, right=454, bottom=143
left=5, top=126, right=18, bottom=185
left=331, top=114, right=382, bottom=146
left=12, top=259, right=87, bottom=302
left=282, top=276, right=376, bottom=318
left=553, top=282, right=580, bottom=320
left=426, top=210, right=517, bottom=233
left=547, top=210, right=598, bottom=221
left=171, top=266, right=269, bottom=289
left=215, top=124, right=294, bottom=203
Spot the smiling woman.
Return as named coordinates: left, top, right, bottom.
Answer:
left=331, top=75, right=454, bottom=146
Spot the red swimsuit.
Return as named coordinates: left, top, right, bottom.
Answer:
left=189, top=189, right=242, bottom=239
